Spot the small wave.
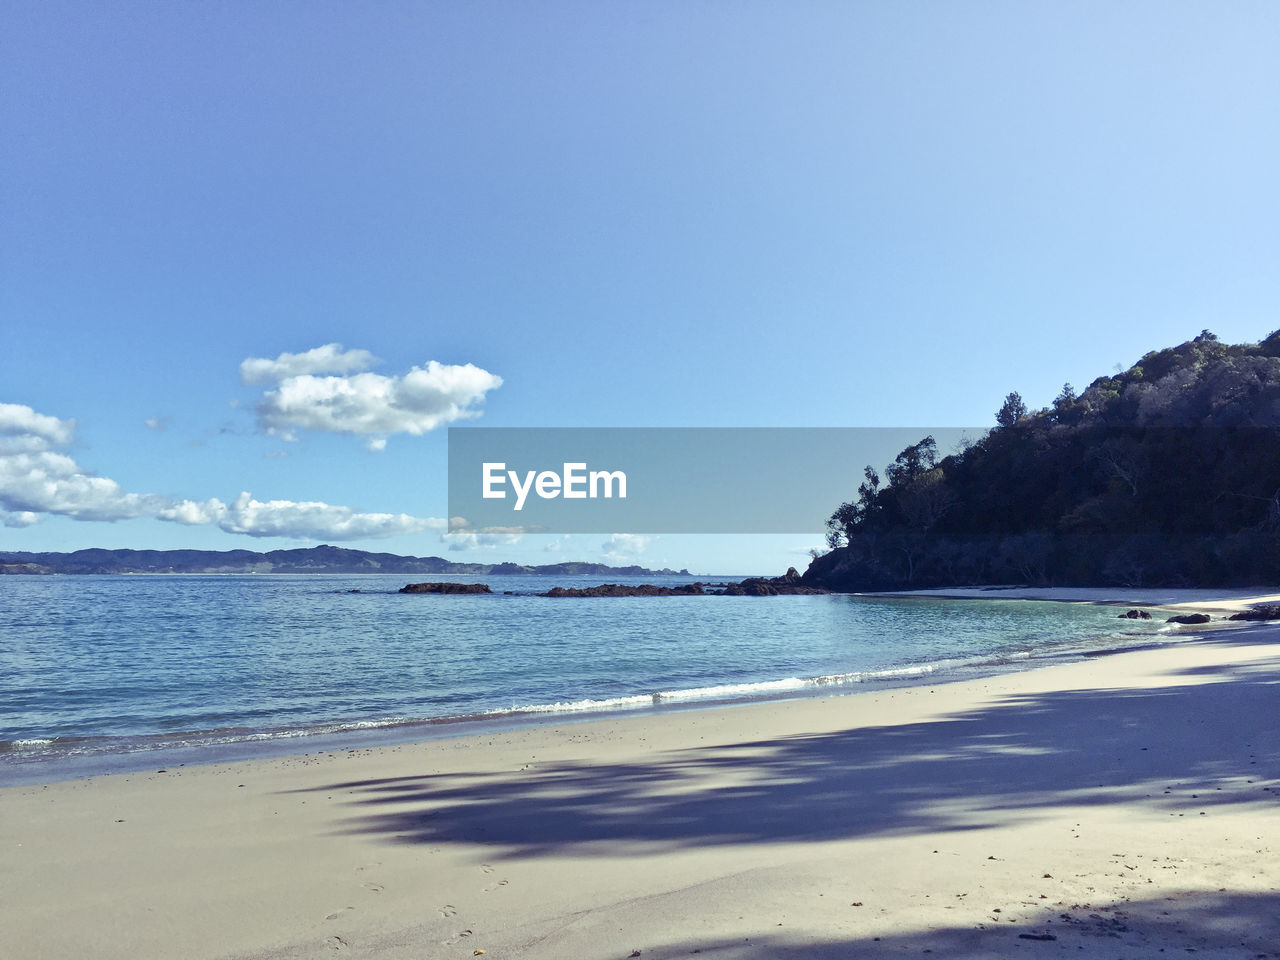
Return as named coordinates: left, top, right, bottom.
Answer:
left=501, top=663, right=969, bottom=717
left=505, top=694, right=657, bottom=715
left=655, top=677, right=809, bottom=702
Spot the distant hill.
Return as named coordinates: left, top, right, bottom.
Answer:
left=0, top=544, right=690, bottom=577
left=806, top=329, right=1280, bottom=590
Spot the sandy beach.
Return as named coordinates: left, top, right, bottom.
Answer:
left=4, top=605, right=1279, bottom=959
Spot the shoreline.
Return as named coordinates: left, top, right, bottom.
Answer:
left=4, top=604, right=1280, bottom=957
left=4, top=587, right=1272, bottom=788
left=865, top=585, right=1280, bottom=610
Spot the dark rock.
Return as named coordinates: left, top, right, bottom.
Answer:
left=1227, top=603, right=1280, bottom=621
left=714, top=571, right=830, bottom=596
left=717, top=579, right=781, bottom=596
left=399, top=582, right=492, bottom=594
left=1118, top=609, right=1152, bottom=619
left=540, top=583, right=706, bottom=597
left=1165, top=613, right=1211, bottom=624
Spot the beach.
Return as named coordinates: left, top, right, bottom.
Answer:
left=3, top=598, right=1279, bottom=960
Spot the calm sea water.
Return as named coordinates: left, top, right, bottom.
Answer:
left=0, top=574, right=1165, bottom=781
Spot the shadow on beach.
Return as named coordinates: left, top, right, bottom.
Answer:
left=293, top=633, right=1280, bottom=858
left=621, top=890, right=1280, bottom=958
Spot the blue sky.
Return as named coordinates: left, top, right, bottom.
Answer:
left=3, top=1, right=1278, bottom=574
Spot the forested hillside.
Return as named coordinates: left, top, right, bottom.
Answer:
left=806, top=330, right=1280, bottom=589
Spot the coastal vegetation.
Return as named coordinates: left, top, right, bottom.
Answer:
left=808, top=330, right=1280, bottom=589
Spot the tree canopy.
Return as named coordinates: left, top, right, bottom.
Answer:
left=810, top=330, right=1280, bottom=589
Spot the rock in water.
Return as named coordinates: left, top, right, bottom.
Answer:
left=399, top=582, right=493, bottom=594
left=540, top=583, right=706, bottom=597
left=1227, top=604, right=1280, bottom=621
left=1165, top=613, right=1211, bottom=624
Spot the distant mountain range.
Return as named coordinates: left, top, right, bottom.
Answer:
left=0, top=545, right=690, bottom=577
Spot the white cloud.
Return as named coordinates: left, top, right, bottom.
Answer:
left=244, top=347, right=502, bottom=450
left=1, top=405, right=173, bottom=522
left=143, top=416, right=170, bottom=431
left=155, top=498, right=227, bottom=526
left=1, top=401, right=446, bottom=541
left=0, top=402, right=76, bottom=449
left=601, top=533, right=656, bottom=562
left=2, top=510, right=41, bottom=528
left=213, top=492, right=445, bottom=540
left=442, top=527, right=525, bottom=552
left=239, top=343, right=378, bottom=385
left=0, top=448, right=162, bottom=522
left=544, top=534, right=572, bottom=553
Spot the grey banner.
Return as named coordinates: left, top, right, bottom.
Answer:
left=447, top=427, right=977, bottom=534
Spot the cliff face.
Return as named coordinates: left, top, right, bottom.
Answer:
left=807, top=330, right=1280, bottom=590
left=0, top=545, right=690, bottom=577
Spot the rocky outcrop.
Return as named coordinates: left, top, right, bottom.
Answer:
left=399, top=582, right=493, bottom=594
left=1165, top=613, right=1212, bottom=624
left=540, top=583, right=707, bottom=597
left=1227, top=604, right=1280, bottom=621
left=715, top=568, right=830, bottom=596
left=1118, top=609, right=1152, bottom=619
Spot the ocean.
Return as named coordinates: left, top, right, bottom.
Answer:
left=0, top=573, right=1167, bottom=783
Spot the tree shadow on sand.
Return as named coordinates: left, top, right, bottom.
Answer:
left=625, top=890, right=1280, bottom=959
left=293, top=635, right=1280, bottom=857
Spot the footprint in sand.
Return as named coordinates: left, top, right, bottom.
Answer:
left=441, top=930, right=473, bottom=946
left=326, top=935, right=348, bottom=950
left=441, top=905, right=458, bottom=918
left=479, top=863, right=508, bottom=892
left=361, top=882, right=384, bottom=894
left=324, top=907, right=355, bottom=921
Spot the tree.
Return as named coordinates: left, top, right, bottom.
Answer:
left=896, top=468, right=954, bottom=532
left=1050, top=383, right=1078, bottom=424
left=996, top=392, right=1027, bottom=428
left=885, top=436, right=937, bottom=487
left=825, top=501, right=858, bottom=549
left=856, top=466, right=881, bottom=523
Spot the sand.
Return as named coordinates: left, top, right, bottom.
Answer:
left=871, top=584, right=1280, bottom=611
left=3, top=609, right=1279, bottom=958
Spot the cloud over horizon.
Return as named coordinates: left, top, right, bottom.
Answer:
left=442, top=527, right=525, bottom=552
left=213, top=492, right=444, bottom=540
left=601, top=532, right=656, bottom=563
left=242, top=346, right=502, bottom=451
left=1, top=403, right=163, bottom=524
left=0, top=402, right=446, bottom=541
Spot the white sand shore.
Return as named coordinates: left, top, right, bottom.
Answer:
left=872, top=585, right=1280, bottom=612
left=3, top=618, right=1279, bottom=958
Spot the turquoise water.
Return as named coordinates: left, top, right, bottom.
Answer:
left=0, top=574, right=1164, bottom=780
